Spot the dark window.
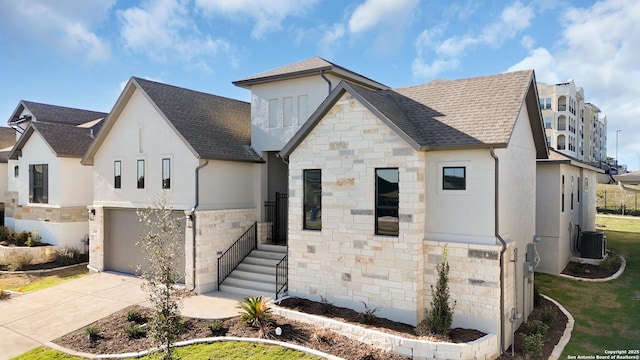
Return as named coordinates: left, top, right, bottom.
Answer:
left=443, top=167, right=466, bottom=190
left=114, top=161, right=121, bottom=189
left=137, top=159, right=145, bottom=189
left=577, top=177, right=580, bottom=203
left=162, top=158, right=170, bottom=189
left=562, top=175, right=565, bottom=212
left=376, top=168, right=399, bottom=236
left=29, top=164, right=48, bottom=204
left=14, top=165, right=18, bottom=178
left=571, top=176, right=574, bottom=210
left=303, top=169, right=321, bottom=230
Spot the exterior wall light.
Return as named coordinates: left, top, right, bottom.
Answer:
left=88, top=208, right=96, bottom=221
left=186, top=214, right=194, bottom=228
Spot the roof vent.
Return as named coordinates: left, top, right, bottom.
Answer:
left=89, top=128, right=94, bottom=139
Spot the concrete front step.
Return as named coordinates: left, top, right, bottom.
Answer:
left=257, top=244, right=287, bottom=253
left=250, top=249, right=287, bottom=261
left=230, top=269, right=275, bottom=283
left=218, top=284, right=275, bottom=299
left=236, top=262, right=276, bottom=275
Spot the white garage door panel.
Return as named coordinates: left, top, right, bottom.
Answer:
left=105, top=209, right=185, bottom=277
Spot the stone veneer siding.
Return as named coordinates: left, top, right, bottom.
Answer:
left=0, top=245, right=60, bottom=265
left=288, top=93, right=427, bottom=326
left=185, top=208, right=257, bottom=293
left=4, top=191, right=88, bottom=223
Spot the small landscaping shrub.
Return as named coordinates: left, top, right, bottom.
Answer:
left=26, top=229, right=42, bottom=247
left=239, top=296, right=272, bottom=338
left=0, top=288, right=9, bottom=300
left=7, top=253, right=33, bottom=271
left=599, top=253, right=621, bottom=271
left=358, top=301, right=381, bottom=324
left=570, top=262, right=587, bottom=276
left=15, top=231, right=30, bottom=247
left=84, top=326, right=101, bottom=342
left=540, top=306, right=556, bottom=325
left=527, top=319, right=549, bottom=336
left=311, top=329, right=336, bottom=345
left=126, top=309, right=147, bottom=324
left=521, top=332, right=545, bottom=359
left=0, top=226, right=14, bottom=243
left=123, top=323, right=147, bottom=339
left=56, top=247, right=83, bottom=266
left=205, top=320, right=225, bottom=335
left=427, top=244, right=456, bottom=335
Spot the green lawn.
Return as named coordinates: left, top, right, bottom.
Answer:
left=12, top=342, right=321, bottom=360
left=535, top=215, right=640, bottom=356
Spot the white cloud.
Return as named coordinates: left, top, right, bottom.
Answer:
left=118, top=0, right=233, bottom=68
left=318, top=23, right=346, bottom=58
left=509, top=0, right=640, bottom=169
left=413, top=1, right=534, bottom=79
left=348, top=0, right=419, bottom=34
left=195, top=0, right=318, bottom=39
left=0, top=0, right=113, bottom=62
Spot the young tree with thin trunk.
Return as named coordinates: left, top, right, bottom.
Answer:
left=137, top=192, right=185, bottom=360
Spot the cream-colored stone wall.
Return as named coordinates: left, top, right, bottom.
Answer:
left=0, top=244, right=60, bottom=265
left=185, top=208, right=257, bottom=293
left=288, top=93, right=426, bottom=326
left=87, top=205, right=105, bottom=272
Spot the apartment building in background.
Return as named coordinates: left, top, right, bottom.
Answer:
left=538, top=80, right=607, bottom=168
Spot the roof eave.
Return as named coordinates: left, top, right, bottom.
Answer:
left=233, top=67, right=333, bottom=89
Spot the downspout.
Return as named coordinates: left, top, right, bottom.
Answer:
left=190, top=159, right=209, bottom=291
left=490, top=147, right=508, bottom=355
left=320, top=69, right=332, bottom=94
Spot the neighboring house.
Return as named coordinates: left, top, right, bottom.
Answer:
left=4, top=101, right=106, bottom=249
left=536, top=149, right=603, bottom=275
left=81, top=77, right=263, bottom=293
left=0, top=127, right=17, bottom=225
left=278, top=70, right=548, bottom=354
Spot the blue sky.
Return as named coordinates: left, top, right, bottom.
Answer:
left=0, top=0, right=638, bottom=169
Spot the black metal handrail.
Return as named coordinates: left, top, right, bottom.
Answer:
left=275, top=254, right=288, bottom=299
left=218, top=222, right=257, bottom=285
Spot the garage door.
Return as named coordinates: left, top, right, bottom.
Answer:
left=105, top=209, right=185, bottom=277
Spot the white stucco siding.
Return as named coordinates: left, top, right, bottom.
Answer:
left=250, top=75, right=341, bottom=153
left=424, top=150, right=495, bottom=244
left=7, top=159, right=19, bottom=192
left=288, top=93, right=426, bottom=326
left=497, top=104, right=538, bottom=333
left=17, top=133, right=60, bottom=205
left=14, top=219, right=88, bottom=249
left=59, top=157, right=94, bottom=206
left=92, top=88, right=198, bottom=209
left=197, top=160, right=261, bottom=210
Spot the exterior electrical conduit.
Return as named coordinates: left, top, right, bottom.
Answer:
left=190, top=159, right=209, bottom=291
left=490, top=147, right=508, bottom=355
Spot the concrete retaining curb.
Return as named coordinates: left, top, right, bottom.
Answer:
left=542, top=294, right=575, bottom=360
left=0, top=262, right=89, bottom=275
left=558, top=255, right=626, bottom=282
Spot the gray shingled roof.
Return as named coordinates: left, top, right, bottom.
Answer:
left=282, top=70, right=547, bottom=158
left=538, top=148, right=603, bottom=172
left=9, top=122, right=100, bottom=159
left=0, top=127, right=16, bottom=163
left=8, top=101, right=107, bottom=126
left=132, top=78, right=261, bottom=162
left=233, top=56, right=388, bottom=90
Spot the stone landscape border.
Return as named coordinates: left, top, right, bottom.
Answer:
left=0, top=244, right=60, bottom=267
left=271, top=301, right=499, bottom=359
left=542, top=294, right=575, bottom=360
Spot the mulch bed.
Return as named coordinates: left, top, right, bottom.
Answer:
left=54, top=306, right=411, bottom=360
left=278, top=297, right=485, bottom=343
left=0, top=254, right=88, bottom=271
left=561, top=254, right=622, bottom=279
left=497, top=297, right=568, bottom=359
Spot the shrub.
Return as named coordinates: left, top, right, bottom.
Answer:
left=239, top=296, right=272, bottom=338
left=599, top=253, right=621, bottom=271
left=84, top=326, right=101, bottom=342
left=358, top=301, right=381, bottom=324
left=0, top=288, right=9, bottom=300
left=521, top=332, right=545, bottom=359
left=56, top=247, right=82, bottom=266
left=0, top=226, right=13, bottom=242
left=15, top=231, right=30, bottom=247
left=126, top=309, right=147, bottom=324
left=26, top=229, right=42, bottom=247
left=7, top=253, right=33, bottom=271
left=527, top=319, right=549, bottom=336
left=205, top=320, right=225, bottom=335
left=123, top=324, right=147, bottom=339
left=427, top=244, right=456, bottom=335
left=540, top=306, right=556, bottom=325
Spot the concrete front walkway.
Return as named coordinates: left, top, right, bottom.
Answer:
left=0, top=272, right=243, bottom=360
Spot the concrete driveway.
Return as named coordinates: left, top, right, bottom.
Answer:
left=0, top=272, right=243, bottom=360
